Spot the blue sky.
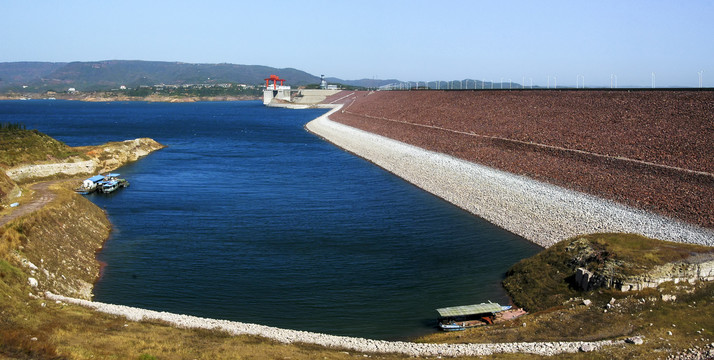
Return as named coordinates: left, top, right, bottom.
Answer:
left=3, top=0, right=713, bottom=87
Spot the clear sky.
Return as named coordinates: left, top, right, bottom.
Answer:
left=3, top=0, right=713, bottom=87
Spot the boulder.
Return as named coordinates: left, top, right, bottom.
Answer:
left=625, top=336, right=644, bottom=345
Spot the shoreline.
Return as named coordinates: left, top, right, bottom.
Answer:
left=305, top=104, right=714, bottom=248
left=46, top=291, right=619, bottom=356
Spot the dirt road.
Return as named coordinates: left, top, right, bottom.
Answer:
left=0, top=181, right=61, bottom=227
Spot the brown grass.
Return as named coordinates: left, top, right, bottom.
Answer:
left=0, top=128, right=85, bottom=168
left=589, top=233, right=713, bottom=267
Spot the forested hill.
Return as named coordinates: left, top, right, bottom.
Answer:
left=0, top=60, right=322, bottom=91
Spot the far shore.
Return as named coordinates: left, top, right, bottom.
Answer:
left=0, top=93, right=260, bottom=102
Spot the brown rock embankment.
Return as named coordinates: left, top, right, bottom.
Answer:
left=329, top=90, right=714, bottom=229
left=577, top=254, right=714, bottom=292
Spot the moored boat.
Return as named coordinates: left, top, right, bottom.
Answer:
left=101, top=180, right=119, bottom=193
left=74, top=174, right=106, bottom=194
left=77, top=173, right=129, bottom=194
left=100, top=178, right=129, bottom=193
left=436, top=301, right=510, bottom=331
left=438, top=323, right=466, bottom=332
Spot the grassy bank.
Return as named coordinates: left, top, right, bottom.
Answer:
left=0, top=127, right=85, bottom=169
left=503, top=233, right=713, bottom=312
left=1, top=181, right=110, bottom=299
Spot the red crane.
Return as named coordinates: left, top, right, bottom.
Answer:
left=264, top=74, right=286, bottom=89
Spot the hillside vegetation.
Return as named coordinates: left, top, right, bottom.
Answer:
left=0, top=60, right=322, bottom=91
left=0, top=124, right=84, bottom=168
left=0, top=125, right=85, bottom=200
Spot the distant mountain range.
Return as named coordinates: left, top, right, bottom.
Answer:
left=3, top=61, right=683, bottom=91
left=0, top=60, right=393, bottom=92
left=0, top=60, right=527, bottom=92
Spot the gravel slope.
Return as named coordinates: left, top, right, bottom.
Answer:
left=330, top=90, right=714, bottom=229
left=307, top=105, right=713, bottom=248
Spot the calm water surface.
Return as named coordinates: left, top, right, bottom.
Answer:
left=1, top=100, right=541, bottom=340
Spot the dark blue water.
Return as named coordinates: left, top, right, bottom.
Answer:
left=0, top=100, right=541, bottom=340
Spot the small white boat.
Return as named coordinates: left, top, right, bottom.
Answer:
left=102, top=180, right=120, bottom=193
left=438, top=323, right=466, bottom=332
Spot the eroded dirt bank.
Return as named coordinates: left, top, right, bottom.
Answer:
left=1, top=137, right=166, bottom=298
left=5, top=138, right=165, bottom=183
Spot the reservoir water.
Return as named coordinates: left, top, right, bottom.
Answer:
left=1, top=100, right=541, bottom=340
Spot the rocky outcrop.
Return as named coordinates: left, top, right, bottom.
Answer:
left=82, top=138, right=165, bottom=173
left=5, top=138, right=165, bottom=183
left=619, top=256, right=714, bottom=291
left=569, top=238, right=714, bottom=292
left=5, top=160, right=97, bottom=182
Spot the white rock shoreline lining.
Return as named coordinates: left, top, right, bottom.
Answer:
left=45, top=292, right=618, bottom=356
left=47, top=103, right=712, bottom=356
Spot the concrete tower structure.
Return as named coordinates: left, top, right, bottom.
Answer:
left=263, top=74, right=291, bottom=105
